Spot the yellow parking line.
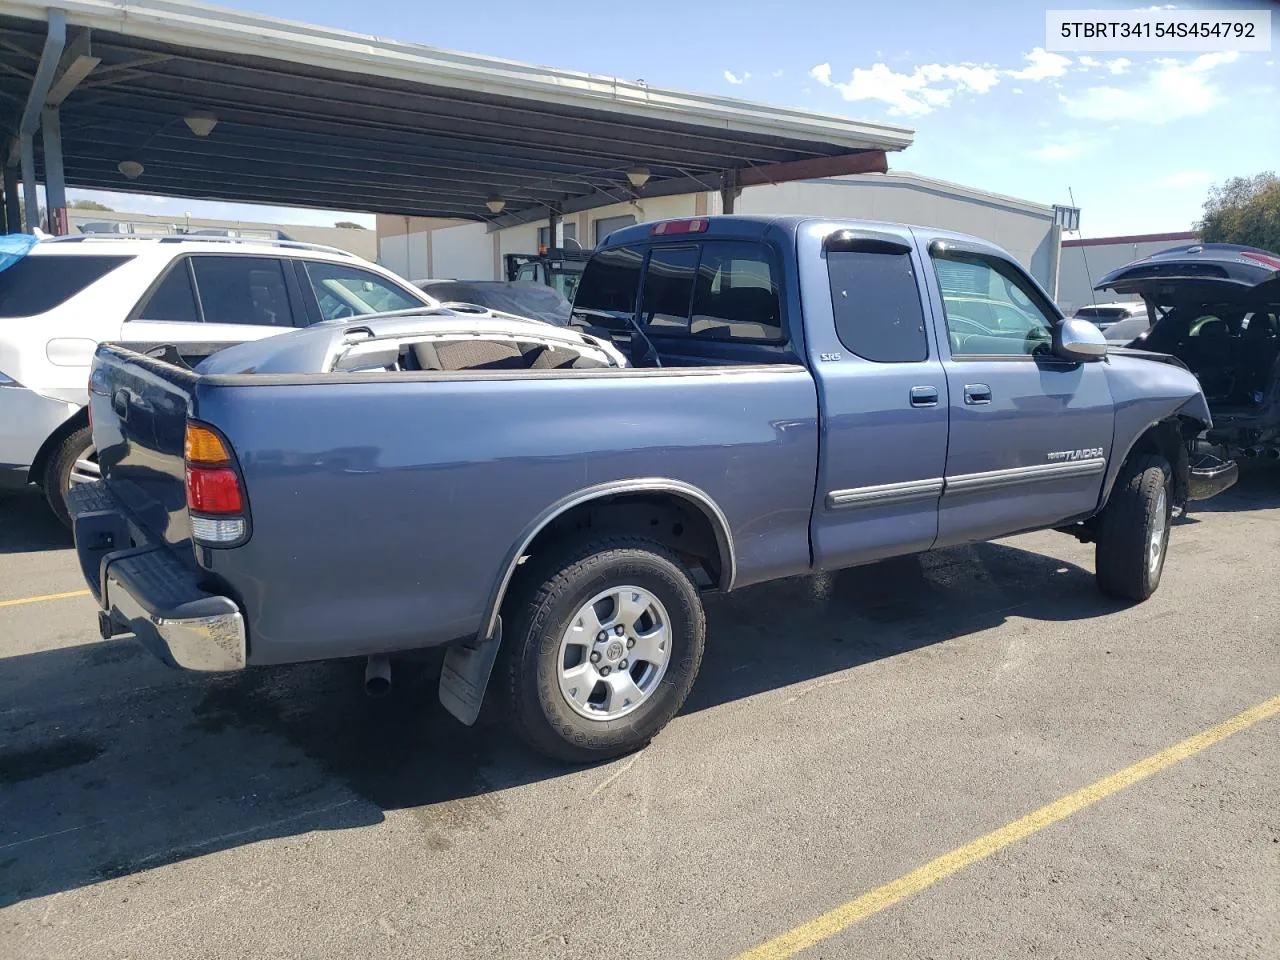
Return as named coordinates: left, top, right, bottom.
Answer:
left=736, top=693, right=1280, bottom=960
left=0, top=589, right=91, bottom=609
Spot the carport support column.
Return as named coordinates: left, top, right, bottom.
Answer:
left=719, top=170, right=740, bottom=215
left=2, top=161, right=18, bottom=234
left=547, top=205, right=561, bottom=249
left=41, top=107, right=67, bottom=235
left=19, top=134, right=37, bottom=232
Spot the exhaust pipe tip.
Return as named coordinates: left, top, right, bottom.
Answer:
left=364, top=655, right=391, bottom=698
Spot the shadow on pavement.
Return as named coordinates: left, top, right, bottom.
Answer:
left=0, top=539, right=1127, bottom=907
left=0, top=487, right=72, bottom=555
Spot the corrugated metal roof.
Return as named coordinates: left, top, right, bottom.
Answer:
left=0, top=0, right=914, bottom=223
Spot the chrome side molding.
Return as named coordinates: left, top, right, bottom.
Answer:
left=826, top=457, right=1107, bottom=510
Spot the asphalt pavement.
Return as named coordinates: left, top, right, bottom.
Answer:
left=1, top=467, right=1277, bottom=960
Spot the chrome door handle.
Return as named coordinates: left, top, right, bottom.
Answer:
left=909, top=385, right=939, bottom=407
left=963, top=383, right=992, bottom=405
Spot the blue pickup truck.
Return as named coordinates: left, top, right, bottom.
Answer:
left=69, top=216, right=1236, bottom=762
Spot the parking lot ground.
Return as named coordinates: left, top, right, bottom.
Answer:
left=1, top=469, right=1277, bottom=960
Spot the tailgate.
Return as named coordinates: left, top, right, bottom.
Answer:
left=87, top=343, right=198, bottom=550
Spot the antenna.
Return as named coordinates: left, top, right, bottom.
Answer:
left=1068, top=187, right=1098, bottom=308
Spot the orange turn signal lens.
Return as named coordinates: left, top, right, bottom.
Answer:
left=185, top=422, right=231, bottom=464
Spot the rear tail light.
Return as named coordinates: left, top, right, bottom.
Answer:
left=185, top=466, right=244, bottom=513
left=184, top=421, right=247, bottom=545
left=650, top=219, right=708, bottom=236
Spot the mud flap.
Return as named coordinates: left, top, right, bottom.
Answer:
left=438, top=620, right=502, bottom=726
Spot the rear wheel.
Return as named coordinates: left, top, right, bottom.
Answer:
left=1095, top=454, right=1172, bottom=602
left=43, top=425, right=98, bottom=528
left=501, top=536, right=706, bottom=763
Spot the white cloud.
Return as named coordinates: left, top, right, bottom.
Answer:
left=1157, top=170, right=1214, bottom=189
left=809, top=60, right=1000, bottom=116
left=1008, top=47, right=1072, bottom=82
left=1106, top=58, right=1131, bottom=75
left=1031, top=142, right=1087, bottom=163
left=1012, top=87, right=1024, bottom=95
left=723, top=69, right=749, bottom=85
left=1061, top=50, right=1240, bottom=123
left=1078, top=55, right=1101, bottom=68
left=772, top=69, right=784, bottom=78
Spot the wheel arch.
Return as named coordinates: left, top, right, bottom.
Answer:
left=28, top=405, right=89, bottom=486
left=1099, top=414, right=1203, bottom=510
left=480, top=479, right=736, bottom=642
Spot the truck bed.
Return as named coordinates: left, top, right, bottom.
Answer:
left=85, top=344, right=819, bottom=665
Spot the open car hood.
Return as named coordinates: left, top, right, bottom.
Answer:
left=1096, top=243, right=1280, bottom=304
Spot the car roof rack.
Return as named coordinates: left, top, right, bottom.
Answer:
left=42, top=234, right=357, bottom=258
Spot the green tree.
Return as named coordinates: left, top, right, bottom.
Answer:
left=1197, top=172, right=1280, bottom=253
left=68, top=199, right=115, bottom=211
left=334, top=220, right=366, bottom=229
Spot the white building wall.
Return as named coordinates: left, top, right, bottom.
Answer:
left=376, top=173, right=1062, bottom=291
left=737, top=173, right=1058, bottom=288
left=1057, top=233, right=1200, bottom=315
left=429, top=222, right=494, bottom=280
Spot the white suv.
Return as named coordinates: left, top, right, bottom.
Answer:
left=0, top=234, right=436, bottom=525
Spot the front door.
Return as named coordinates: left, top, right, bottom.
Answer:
left=917, top=235, right=1115, bottom=547
left=807, top=228, right=949, bottom=570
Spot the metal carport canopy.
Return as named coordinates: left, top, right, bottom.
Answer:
left=0, top=0, right=913, bottom=229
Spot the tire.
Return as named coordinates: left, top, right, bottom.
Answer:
left=1095, top=454, right=1172, bottom=602
left=500, top=536, right=706, bottom=763
left=43, top=425, right=97, bottom=529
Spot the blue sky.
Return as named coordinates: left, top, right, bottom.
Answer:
left=69, top=0, right=1277, bottom=238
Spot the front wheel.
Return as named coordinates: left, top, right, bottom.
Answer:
left=1095, top=454, right=1172, bottom=602
left=43, top=425, right=99, bottom=528
left=500, top=536, right=706, bottom=763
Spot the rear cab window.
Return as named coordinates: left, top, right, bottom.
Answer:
left=0, top=254, right=134, bottom=317
left=575, top=240, right=784, bottom=345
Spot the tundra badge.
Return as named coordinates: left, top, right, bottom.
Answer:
left=1047, top=447, right=1104, bottom=462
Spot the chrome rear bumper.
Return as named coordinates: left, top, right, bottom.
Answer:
left=70, top=481, right=246, bottom=672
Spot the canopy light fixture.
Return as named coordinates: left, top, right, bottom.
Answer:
left=183, top=110, right=218, bottom=137
left=117, top=160, right=144, bottom=180
left=485, top=197, right=506, bottom=214
left=626, top=167, right=651, bottom=188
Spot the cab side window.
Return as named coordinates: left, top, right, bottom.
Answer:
left=932, top=252, right=1056, bottom=358
left=827, top=248, right=928, bottom=362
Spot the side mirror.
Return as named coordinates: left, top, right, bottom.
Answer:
left=1053, top=317, right=1108, bottom=361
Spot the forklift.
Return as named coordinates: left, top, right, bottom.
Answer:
left=502, top=246, right=592, bottom=302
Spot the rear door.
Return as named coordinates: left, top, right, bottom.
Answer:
left=805, top=227, right=949, bottom=568
left=121, top=254, right=305, bottom=358
left=919, top=236, right=1115, bottom=546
